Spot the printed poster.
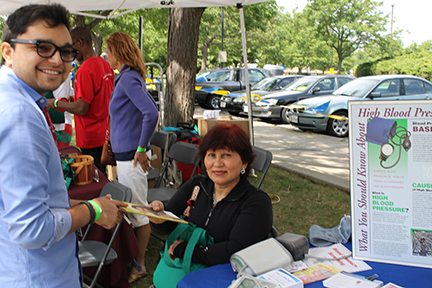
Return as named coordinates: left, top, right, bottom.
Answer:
left=349, top=100, right=432, bottom=268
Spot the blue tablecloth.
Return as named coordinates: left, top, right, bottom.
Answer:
left=177, top=242, right=432, bottom=287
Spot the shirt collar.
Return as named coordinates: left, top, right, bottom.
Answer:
left=1, top=65, right=47, bottom=110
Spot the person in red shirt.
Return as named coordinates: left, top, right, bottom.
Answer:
left=47, top=27, right=114, bottom=174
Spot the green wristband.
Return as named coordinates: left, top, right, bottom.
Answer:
left=88, top=200, right=102, bottom=221
left=54, top=98, right=59, bottom=108
left=137, top=146, right=146, bottom=153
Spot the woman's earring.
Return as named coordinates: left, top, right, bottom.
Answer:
left=241, top=167, right=246, bottom=174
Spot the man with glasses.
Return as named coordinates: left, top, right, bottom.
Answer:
left=47, top=27, right=114, bottom=175
left=0, top=4, right=125, bottom=286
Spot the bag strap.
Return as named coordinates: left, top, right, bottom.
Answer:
left=105, top=118, right=110, bottom=141
left=166, top=222, right=190, bottom=246
left=163, top=222, right=192, bottom=268
left=183, top=186, right=200, bottom=219
left=182, top=227, right=206, bottom=273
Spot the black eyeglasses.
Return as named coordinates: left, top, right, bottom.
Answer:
left=10, top=39, right=79, bottom=62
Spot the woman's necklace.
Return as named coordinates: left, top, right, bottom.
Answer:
left=212, top=187, right=218, bottom=207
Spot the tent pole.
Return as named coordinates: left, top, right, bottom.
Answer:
left=237, top=4, right=254, bottom=146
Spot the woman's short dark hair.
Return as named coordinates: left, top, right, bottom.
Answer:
left=2, top=4, right=70, bottom=43
left=198, top=124, right=256, bottom=177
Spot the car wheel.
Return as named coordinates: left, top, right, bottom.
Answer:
left=281, top=108, right=290, bottom=124
left=327, top=111, right=348, bottom=137
left=206, top=94, right=220, bottom=109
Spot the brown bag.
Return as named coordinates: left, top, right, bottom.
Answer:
left=101, top=119, right=116, bottom=166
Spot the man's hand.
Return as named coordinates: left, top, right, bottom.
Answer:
left=92, top=194, right=128, bottom=229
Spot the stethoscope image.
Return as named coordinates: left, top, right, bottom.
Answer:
left=365, top=117, right=411, bottom=169
left=379, top=126, right=411, bottom=169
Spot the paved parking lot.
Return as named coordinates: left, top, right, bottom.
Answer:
left=194, top=106, right=350, bottom=192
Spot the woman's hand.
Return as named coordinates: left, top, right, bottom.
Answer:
left=148, top=201, right=166, bottom=224
left=168, top=239, right=185, bottom=260
left=133, top=150, right=150, bottom=173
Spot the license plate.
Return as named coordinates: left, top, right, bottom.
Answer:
left=243, top=105, right=248, bottom=113
left=290, top=115, right=298, bottom=123
left=220, top=101, right=226, bottom=108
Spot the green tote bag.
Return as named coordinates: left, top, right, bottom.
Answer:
left=153, top=222, right=214, bottom=288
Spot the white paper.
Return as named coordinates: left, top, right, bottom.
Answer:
left=323, top=272, right=381, bottom=288
left=258, top=268, right=303, bottom=288
left=308, top=243, right=352, bottom=260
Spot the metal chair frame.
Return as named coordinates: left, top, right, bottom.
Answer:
left=79, top=181, right=132, bottom=288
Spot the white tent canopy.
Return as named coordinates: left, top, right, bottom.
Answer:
left=0, top=0, right=266, bottom=18
left=0, top=0, right=267, bottom=143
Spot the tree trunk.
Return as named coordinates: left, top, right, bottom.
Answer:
left=165, top=7, right=205, bottom=127
left=72, top=13, right=109, bottom=56
left=200, top=42, right=209, bottom=71
left=337, top=51, right=343, bottom=75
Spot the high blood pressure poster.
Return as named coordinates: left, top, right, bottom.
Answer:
left=349, top=100, right=432, bottom=268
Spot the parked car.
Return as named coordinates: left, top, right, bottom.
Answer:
left=195, top=68, right=268, bottom=109
left=263, top=64, right=285, bottom=76
left=220, top=75, right=304, bottom=115
left=245, top=75, right=354, bottom=123
left=287, top=75, right=432, bottom=137
left=196, top=68, right=231, bottom=82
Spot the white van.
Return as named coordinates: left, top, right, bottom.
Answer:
left=263, top=64, right=284, bottom=76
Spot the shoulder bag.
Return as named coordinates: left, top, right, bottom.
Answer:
left=101, top=118, right=116, bottom=166
left=153, top=221, right=214, bottom=288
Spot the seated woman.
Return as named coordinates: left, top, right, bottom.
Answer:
left=149, top=123, right=273, bottom=266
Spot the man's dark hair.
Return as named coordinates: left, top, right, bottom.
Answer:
left=2, top=3, right=70, bottom=43
left=70, top=27, right=93, bottom=47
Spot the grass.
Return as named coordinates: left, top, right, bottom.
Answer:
left=129, top=165, right=351, bottom=288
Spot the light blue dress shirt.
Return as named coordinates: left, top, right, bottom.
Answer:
left=0, top=66, right=81, bottom=287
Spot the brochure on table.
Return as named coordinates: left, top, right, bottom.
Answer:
left=349, top=100, right=432, bottom=268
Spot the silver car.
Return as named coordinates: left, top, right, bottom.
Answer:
left=245, top=75, right=354, bottom=124
left=287, top=75, right=432, bottom=137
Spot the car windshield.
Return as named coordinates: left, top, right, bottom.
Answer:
left=332, top=79, right=379, bottom=97
left=213, top=72, right=230, bottom=81
left=196, top=70, right=210, bottom=78
left=251, top=78, right=280, bottom=91
left=285, top=77, right=317, bottom=91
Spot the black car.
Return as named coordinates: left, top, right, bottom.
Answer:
left=195, top=68, right=268, bottom=109
left=196, top=68, right=231, bottom=82
left=246, top=74, right=355, bottom=123
left=220, top=75, right=303, bottom=115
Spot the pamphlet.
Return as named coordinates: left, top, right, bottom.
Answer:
left=305, top=256, right=372, bottom=273
left=258, top=268, right=303, bottom=288
left=292, top=263, right=340, bottom=284
left=306, top=243, right=371, bottom=273
left=123, top=202, right=188, bottom=223
left=286, top=261, right=308, bottom=273
left=322, top=272, right=383, bottom=288
left=308, top=243, right=352, bottom=260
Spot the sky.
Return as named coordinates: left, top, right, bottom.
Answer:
left=275, top=0, right=432, bottom=47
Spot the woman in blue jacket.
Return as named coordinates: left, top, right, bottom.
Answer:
left=106, top=31, right=159, bottom=283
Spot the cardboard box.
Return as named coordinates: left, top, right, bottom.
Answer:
left=197, top=117, right=250, bottom=138
left=148, top=144, right=162, bottom=189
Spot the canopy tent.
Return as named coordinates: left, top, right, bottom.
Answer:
left=0, top=0, right=267, bottom=144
